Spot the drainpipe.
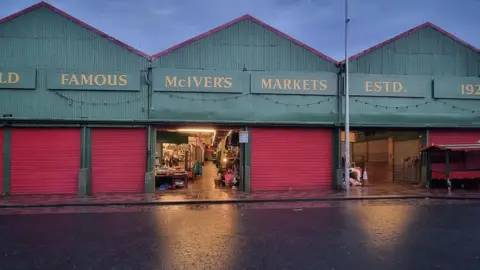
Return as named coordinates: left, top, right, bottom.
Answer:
left=145, top=60, right=153, bottom=119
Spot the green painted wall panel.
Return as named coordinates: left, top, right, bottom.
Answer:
left=349, top=74, right=431, bottom=98
left=151, top=92, right=336, bottom=124
left=434, top=76, right=480, bottom=99
left=0, top=7, right=149, bottom=120
left=250, top=72, right=336, bottom=95
left=47, top=71, right=141, bottom=91
left=154, top=19, right=338, bottom=72
left=350, top=27, right=479, bottom=76
left=0, top=69, right=36, bottom=89
left=153, top=69, right=246, bottom=93
left=343, top=26, right=480, bottom=127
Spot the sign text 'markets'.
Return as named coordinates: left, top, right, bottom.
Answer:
left=260, top=78, right=328, bottom=91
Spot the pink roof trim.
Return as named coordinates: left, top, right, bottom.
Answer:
left=152, top=14, right=338, bottom=64
left=0, top=1, right=151, bottom=59
left=341, top=22, right=480, bottom=64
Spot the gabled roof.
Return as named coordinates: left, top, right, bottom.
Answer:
left=0, top=1, right=150, bottom=59
left=151, top=14, right=338, bottom=64
left=342, top=22, right=480, bottom=64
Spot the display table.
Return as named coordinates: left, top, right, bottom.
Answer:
left=155, top=173, right=188, bottom=189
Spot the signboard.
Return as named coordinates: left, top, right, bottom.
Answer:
left=250, top=72, right=337, bottom=95
left=153, top=68, right=245, bottom=93
left=239, top=131, right=249, bottom=143
left=0, top=69, right=36, bottom=89
left=349, top=74, right=431, bottom=98
left=434, top=76, right=480, bottom=99
left=47, top=71, right=141, bottom=91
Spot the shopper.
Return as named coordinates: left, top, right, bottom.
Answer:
left=224, top=169, right=234, bottom=187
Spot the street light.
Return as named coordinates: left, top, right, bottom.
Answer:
left=344, top=0, right=351, bottom=193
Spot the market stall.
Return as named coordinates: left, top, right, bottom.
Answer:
left=421, top=143, right=480, bottom=191
left=213, top=131, right=241, bottom=189
left=155, top=143, right=189, bottom=190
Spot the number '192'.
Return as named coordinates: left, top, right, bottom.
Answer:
left=461, top=84, right=480, bottom=95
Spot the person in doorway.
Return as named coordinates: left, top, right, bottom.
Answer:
left=224, top=169, right=234, bottom=187
left=344, top=167, right=362, bottom=187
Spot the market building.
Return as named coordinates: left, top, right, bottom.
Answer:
left=0, top=2, right=151, bottom=195
left=342, top=22, right=480, bottom=190
left=0, top=2, right=479, bottom=196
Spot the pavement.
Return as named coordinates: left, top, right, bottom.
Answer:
left=1, top=199, right=480, bottom=269
left=2, top=163, right=480, bottom=208
left=1, top=184, right=480, bottom=208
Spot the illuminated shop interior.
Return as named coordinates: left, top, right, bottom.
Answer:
left=155, top=127, right=243, bottom=191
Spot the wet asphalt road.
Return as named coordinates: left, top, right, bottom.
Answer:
left=0, top=199, right=480, bottom=270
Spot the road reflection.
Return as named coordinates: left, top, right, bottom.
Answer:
left=347, top=201, right=416, bottom=263
left=153, top=203, right=238, bottom=269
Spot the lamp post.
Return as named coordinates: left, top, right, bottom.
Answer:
left=344, top=0, right=351, bottom=193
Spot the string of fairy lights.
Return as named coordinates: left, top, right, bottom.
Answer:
left=351, top=97, right=478, bottom=113
left=52, top=91, right=142, bottom=106
left=51, top=90, right=478, bottom=113
left=159, top=92, right=335, bottom=107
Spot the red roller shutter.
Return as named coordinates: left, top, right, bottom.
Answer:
left=251, top=127, right=332, bottom=191
left=429, top=130, right=480, bottom=145
left=92, top=128, right=146, bottom=193
left=10, top=128, right=81, bottom=195
left=0, top=129, right=3, bottom=194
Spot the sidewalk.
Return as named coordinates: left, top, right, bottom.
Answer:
left=1, top=185, right=480, bottom=208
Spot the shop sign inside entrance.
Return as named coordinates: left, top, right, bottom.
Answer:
left=434, top=76, right=480, bottom=99
left=349, top=74, right=431, bottom=98
left=239, top=131, right=249, bottom=143
left=153, top=68, right=245, bottom=93
left=47, top=71, right=141, bottom=91
left=0, top=69, right=36, bottom=89
left=250, top=72, right=337, bottom=95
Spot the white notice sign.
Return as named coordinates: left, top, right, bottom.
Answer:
left=239, top=131, right=248, bottom=143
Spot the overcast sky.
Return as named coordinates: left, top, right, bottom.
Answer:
left=2, top=0, right=479, bottom=61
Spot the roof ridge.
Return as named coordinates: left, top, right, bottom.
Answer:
left=151, top=14, right=338, bottom=64
left=0, top=1, right=151, bottom=59
left=341, top=21, right=480, bottom=64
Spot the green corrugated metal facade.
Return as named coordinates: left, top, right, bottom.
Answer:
left=349, top=27, right=479, bottom=76
left=0, top=4, right=478, bottom=127
left=0, top=6, right=150, bottom=121
left=155, top=19, right=337, bottom=72
left=151, top=18, right=338, bottom=124
left=345, top=26, right=480, bottom=127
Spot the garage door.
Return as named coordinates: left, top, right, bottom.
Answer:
left=251, top=127, right=332, bottom=191
left=91, top=128, right=146, bottom=193
left=429, top=129, right=480, bottom=145
left=367, top=139, right=389, bottom=162
left=353, top=141, right=367, bottom=163
left=393, top=139, right=420, bottom=183
left=0, top=129, right=3, bottom=194
left=10, top=128, right=81, bottom=195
